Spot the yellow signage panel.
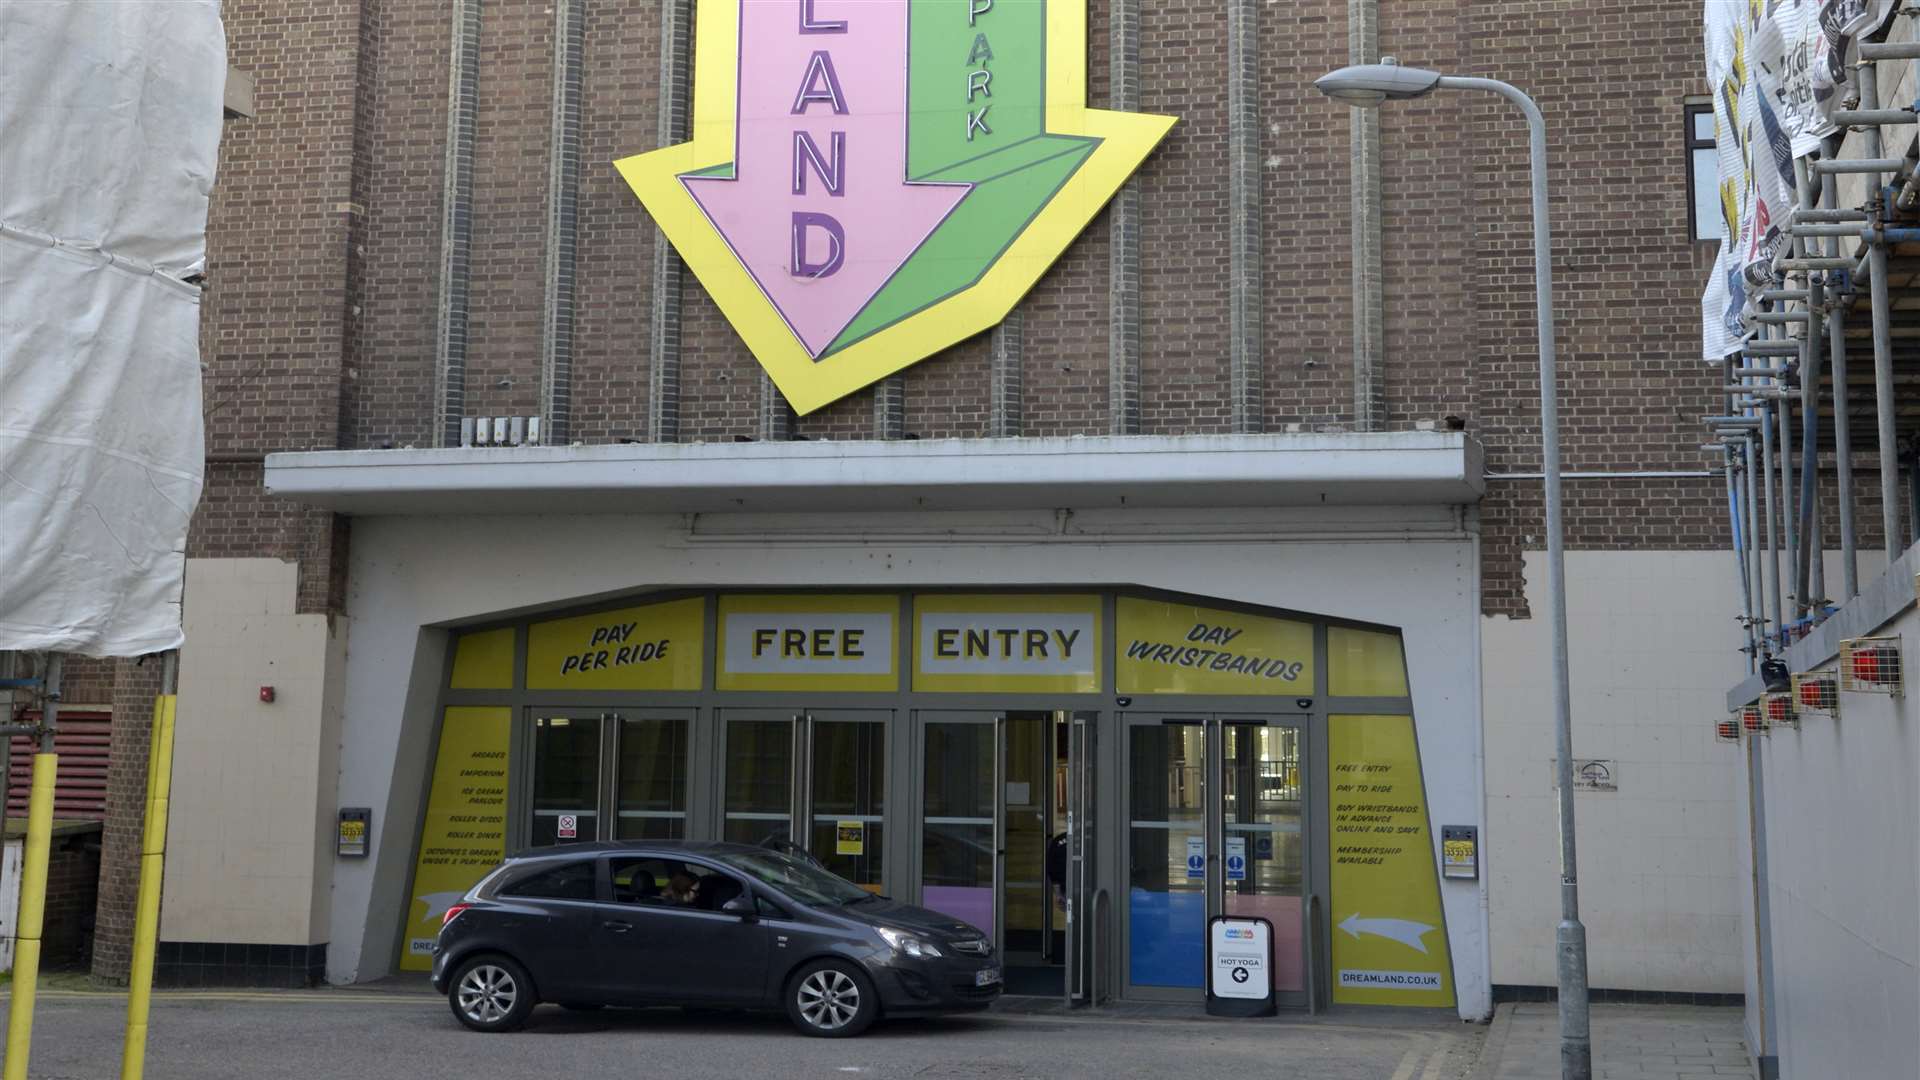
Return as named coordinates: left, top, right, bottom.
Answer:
left=400, top=707, right=511, bottom=972
left=912, top=594, right=1102, bottom=693
left=1328, top=714, right=1455, bottom=1007
left=717, top=594, right=899, bottom=692
left=1116, top=597, right=1316, bottom=695
left=449, top=626, right=515, bottom=690
left=526, top=597, right=705, bottom=691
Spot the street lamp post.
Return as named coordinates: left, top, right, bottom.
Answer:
left=1314, top=63, right=1591, bottom=1080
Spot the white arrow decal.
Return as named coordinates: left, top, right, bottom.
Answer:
left=1339, top=913, right=1437, bottom=955
left=415, top=890, right=467, bottom=922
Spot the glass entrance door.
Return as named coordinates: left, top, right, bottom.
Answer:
left=531, top=712, right=604, bottom=846
left=529, top=709, right=690, bottom=847
left=722, top=710, right=888, bottom=891
left=916, top=711, right=1087, bottom=999
left=1126, top=714, right=1308, bottom=1003
left=1221, top=719, right=1306, bottom=996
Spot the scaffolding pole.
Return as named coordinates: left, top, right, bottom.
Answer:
left=1823, top=161, right=1860, bottom=599
left=1794, top=158, right=1825, bottom=617
left=1860, top=63, right=1905, bottom=563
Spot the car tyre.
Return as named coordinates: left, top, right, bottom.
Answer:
left=449, top=954, right=537, bottom=1033
left=786, top=959, right=877, bottom=1038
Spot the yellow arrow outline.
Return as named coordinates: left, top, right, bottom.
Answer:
left=615, top=0, right=1177, bottom=416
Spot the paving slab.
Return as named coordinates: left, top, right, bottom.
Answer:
left=1475, top=1002, right=1751, bottom=1080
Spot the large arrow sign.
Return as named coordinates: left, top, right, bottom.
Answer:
left=617, top=0, right=1177, bottom=415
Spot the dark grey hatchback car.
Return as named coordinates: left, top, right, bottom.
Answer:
left=431, top=841, right=1001, bottom=1037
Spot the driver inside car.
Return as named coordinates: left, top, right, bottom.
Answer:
left=662, top=868, right=700, bottom=905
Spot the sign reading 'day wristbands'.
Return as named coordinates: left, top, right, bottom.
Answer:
left=1117, top=597, right=1316, bottom=696
left=719, top=595, right=898, bottom=692
left=913, top=594, right=1101, bottom=693
left=525, top=597, right=705, bottom=691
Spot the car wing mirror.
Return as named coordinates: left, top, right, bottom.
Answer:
left=721, top=895, right=755, bottom=918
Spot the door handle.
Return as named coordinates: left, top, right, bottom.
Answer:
left=603, top=920, right=633, bottom=933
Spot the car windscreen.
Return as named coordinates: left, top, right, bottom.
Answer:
left=712, top=849, right=873, bottom=906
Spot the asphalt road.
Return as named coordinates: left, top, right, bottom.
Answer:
left=4, top=989, right=1484, bottom=1080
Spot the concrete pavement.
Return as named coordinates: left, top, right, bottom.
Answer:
left=2, top=985, right=1485, bottom=1080
left=1473, top=1002, right=1751, bottom=1080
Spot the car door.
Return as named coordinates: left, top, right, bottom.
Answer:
left=592, top=856, right=773, bottom=1005
left=490, top=857, right=601, bottom=1001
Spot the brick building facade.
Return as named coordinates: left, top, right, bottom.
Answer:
left=87, top=0, right=1757, bottom=1009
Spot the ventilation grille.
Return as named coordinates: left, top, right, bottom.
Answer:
left=1839, top=637, right=1903, bottom=695
left=1763, top=692, right=1798, bottom=730
left=1792, top=671, right=1839, bottom=718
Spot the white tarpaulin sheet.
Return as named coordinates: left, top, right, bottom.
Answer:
left=1703, top=0, right=1894, bottom=361
left=0, top=3, right=225, bottom=656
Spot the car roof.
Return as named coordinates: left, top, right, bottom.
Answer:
left=506, top=839, right=770, bottom=862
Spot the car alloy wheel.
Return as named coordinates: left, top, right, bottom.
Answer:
left=457, top=964, right=519, bottom=1027
left=797, top=967, right=860, bottom=1031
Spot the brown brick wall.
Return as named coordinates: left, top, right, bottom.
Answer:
left=194, top=1, right=1742, bottom=612
left=90, top=659, right=161, bottom=984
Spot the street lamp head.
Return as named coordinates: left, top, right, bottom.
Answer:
left=1313, top=63, right=1444, bottom=106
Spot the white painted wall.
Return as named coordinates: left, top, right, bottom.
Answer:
left=163, top=559, right=346, bottom=945
left=1483, top=551, right=1750, bottom=993
left=322, top=504, right=1494, bottom=1018
left=1752, top=602, right=1920, bottom=1079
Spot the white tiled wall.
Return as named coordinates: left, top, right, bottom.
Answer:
left=160, top=559, right=344, bottom=945
left=1483, top=550, right=1750, bottom=993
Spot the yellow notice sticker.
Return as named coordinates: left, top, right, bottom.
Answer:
left=526, top=597, right=705, bottom=691
left=836, top=821, right=865, bottom=856
left=1328, top=714, right=1455, bottom=1007
left=399, top=707, right=511, bottom=972
left=1116, top=597, right=1316, bottom=695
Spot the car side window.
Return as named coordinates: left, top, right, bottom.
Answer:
left=502, top=860, right=596, bottom=901
left=608, top=857, right=675, bottom=905
left=754, top=894, right=786, bottom=918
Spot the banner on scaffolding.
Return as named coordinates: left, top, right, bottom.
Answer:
left=1702, top=0, right=1894, bottom=362
left=0, top=3, right=225, bottom=656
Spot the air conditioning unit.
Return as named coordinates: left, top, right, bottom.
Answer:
left=460, top=416, right=543, bottom=448
left=1839, top=636, right=1902, bottom=696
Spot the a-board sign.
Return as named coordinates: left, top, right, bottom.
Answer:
left=1206, top=916, right=1276, bottom=1017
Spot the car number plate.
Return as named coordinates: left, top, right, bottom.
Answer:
left=975, top=968, right=1001, bottom=987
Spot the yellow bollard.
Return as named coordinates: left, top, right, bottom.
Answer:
left=120, top=694, right=177, bottom=1080
left=3, top=753, right=59, bottom=1080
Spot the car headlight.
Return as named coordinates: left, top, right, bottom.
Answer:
left=877, top=927, right=943, bottom=958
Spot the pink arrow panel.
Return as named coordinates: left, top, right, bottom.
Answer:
left=685, top=0, right=970, bottom=359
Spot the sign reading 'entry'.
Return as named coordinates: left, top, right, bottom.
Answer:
left=912, top=595, right=1102, bottom=692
